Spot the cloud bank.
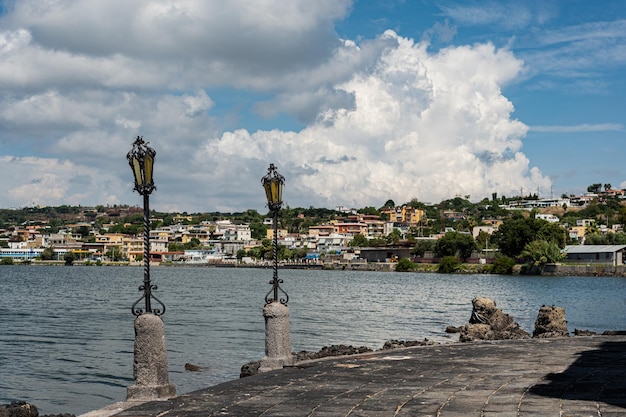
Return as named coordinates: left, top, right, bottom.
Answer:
left=0, top=0, right=550, bottom=212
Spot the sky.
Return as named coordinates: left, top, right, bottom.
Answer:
left=0, top=0, right=624, bottom=213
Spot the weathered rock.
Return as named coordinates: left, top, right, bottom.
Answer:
left=184, top=363, right=202, bottom=372
left=381, top=339, right=438, bottom=350
left=574, top=329, right=597, bottom=336
left=459, top=297, right=530, bottom=342
left=241, top=344, right=374, bottom=378
left=459, top=323, right=493, bottom=342
left=533, top=305, right=569, bottom=338
left=41, top=414, right=74, bottom=417
left=469, top=297, right=497, bottom=323
left=240, top=360, right=261, bottom=378
left=0, top=402, right=38, bottom=417
left=445, top=326, right=461, bottom=333
left=295, top=344, right=373, bottom=361
left=601, top=330, right=626, bottom=335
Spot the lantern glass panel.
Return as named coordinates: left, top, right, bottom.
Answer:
left=132, top=157, right=143, bottom=187
left=144, top=153, right=154, bottom=185
left=271, top=180, right=282, bottom=204
left=263, top=182, right=273, bottom=205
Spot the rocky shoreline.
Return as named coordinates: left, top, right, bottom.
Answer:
left=239, top=296, right=626, bottom=378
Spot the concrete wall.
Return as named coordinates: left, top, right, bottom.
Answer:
left=542, top=263, right=626, bottom=277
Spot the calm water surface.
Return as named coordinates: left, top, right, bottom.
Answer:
left=0, top=265, right=624, bottom=414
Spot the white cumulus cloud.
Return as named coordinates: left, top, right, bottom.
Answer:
left=0, top=0, right=551, bottom=212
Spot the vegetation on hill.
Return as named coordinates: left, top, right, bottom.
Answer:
left=3, top=184, right=626, bottom=273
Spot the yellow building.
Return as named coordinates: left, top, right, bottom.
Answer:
left=380, top=206, right=425, bottom=225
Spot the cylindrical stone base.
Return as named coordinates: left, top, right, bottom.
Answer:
left=260, top=301, right=294, bottom=372
left=127, top=313, right=176, bottom=400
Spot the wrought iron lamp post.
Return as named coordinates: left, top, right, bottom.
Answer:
left=261, top=163, right=287, bottom=305
left=259, top=163, right=293, bottom=372
left=126, top=136, right=175, bottom=400
left=126, top=136, right=165, bottom=316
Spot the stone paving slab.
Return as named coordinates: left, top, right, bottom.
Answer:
left=113, top=336, right=626, bottom=417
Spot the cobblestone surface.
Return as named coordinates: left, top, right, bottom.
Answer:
left=114, top=336, right=626, bottom=417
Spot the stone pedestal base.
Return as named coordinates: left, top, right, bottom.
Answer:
left=260, top=301, right=294, bottom=372
left=127, top=313, right=176, bottom=401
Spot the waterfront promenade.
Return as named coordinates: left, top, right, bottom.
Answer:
left=83, top=335, right=625, bottom=417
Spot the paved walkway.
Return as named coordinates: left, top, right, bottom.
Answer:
left=111, top=336, right=625, bottom=417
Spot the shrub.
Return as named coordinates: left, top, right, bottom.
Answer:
left=0, top=257, right=14, bottom=265
left=438, top=256, right=461, bottom=273
left=395, top=257, right=417, bottom=272
left=490, top=256, right=516, bottom=274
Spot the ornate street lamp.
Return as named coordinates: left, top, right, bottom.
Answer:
left=261, top=163, right=288, bottom=305
left=127, top=136, right=165, bottom=316
left=259, top=163, right=293, bottom=372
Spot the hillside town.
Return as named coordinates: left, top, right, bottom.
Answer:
left=2, top=186, right=626, bottom=270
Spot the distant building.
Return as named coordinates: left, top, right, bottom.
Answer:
left=535, top=213, right=559, bottom=223
left=562, top=245, right=626, bottom=266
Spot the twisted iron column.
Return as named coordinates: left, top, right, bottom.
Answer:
left=271, top=209, right=279, bottom=303
left=265, top=207, right=288, bottom=305
left=142, top=193, right=152, bottom=314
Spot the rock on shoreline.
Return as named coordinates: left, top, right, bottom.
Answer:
left=240, top=339, right=438, bottom=378
left=0, top=401, right=74, bottom=417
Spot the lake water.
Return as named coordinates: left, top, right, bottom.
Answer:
left=0, top=265, right=624, bottom=415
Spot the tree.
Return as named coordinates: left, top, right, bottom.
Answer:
left=492, top=217, right=565, bottom=258
left=587, top=183, right=602, bottom=193
left=358, top=206, right=380, bottom=215
left=536, top=221, right=567, bottom=248
left=521, top=240, right=564, bottom=267
left=349, top=234, right=369, bottom=247
left=435, top=232, right=476, bottom=261
left=249, top=221, right=267, bottom=240
left=395, top=257, right=417, bottom=272
left=382, top=199, right=395, bottom=209
left=106, top=247, right=123, bottom=261
left=438, top=256, right=461, bottom=273
left=490, top=256, right=516, bottom=274
left=64, top=252, right=75, bottom=266
left=387, top=229, right=402, bottom=244
left=411, top=239, right=435, bottom=257
left=40, top=247, right=56, bottom=260
left=474, top=230, right=491, bottom=251
left=604, top=183, right=612, bottom=191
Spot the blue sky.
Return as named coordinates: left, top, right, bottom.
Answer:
left=0, top=0, right=624, bottom=212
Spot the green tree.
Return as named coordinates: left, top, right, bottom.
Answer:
left=490, top=256, right=516, bottom=274
left=395, top=257, right=417, bottom=272
left=1, top=257, right=14, bottom=265
left=492, top=217, right=565, bottom=258
left=64, top=252, right=75, bottom=266
left=358, top=206, right=380, bottom=215
left=382, top=199, right=395, bottom=209
left=387, top=229, right=402, bottom=244
left=435, top=232, right=476, bottom=261
left=584, top=232, right=608, bottom=245
left=250, top=221, right=267, bottom=240
left=536, top=221, right=567, bottom=248
left=474, top=230, right=491, bottom=251
left=438, top=256, right=461, bottom=273
left=40, top=247, right=56, bottom=260
left=587, top=183, right=602, bottom=193
left=106, top=247, right=123, bottom=261
left=521, top=240, right=564, bottom=267
left=349, top=233, right=369, bottom=247
left=411, top=239, right=435, bottom=257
